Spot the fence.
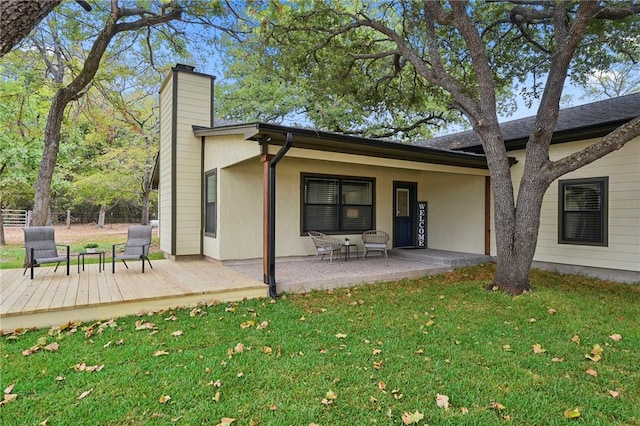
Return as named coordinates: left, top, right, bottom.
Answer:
left=1, top=209, right=28, bottom=227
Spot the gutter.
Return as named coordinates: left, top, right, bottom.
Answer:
left=265, top=132, right=293, bottom=298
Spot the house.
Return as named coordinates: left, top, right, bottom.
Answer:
left=416, top=93, right=640, bottom=282
left=156, top=64, right=639, bottom=293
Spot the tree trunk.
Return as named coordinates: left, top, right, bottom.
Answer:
left=98, top=205, right=106, bottom=228
left=31, top=94, right=66, bottom=226
left=0, top=0, right=62, bottom=56
left=0, top=203, right=5, bottom=246
left=489, top=153, right=551, bottom=295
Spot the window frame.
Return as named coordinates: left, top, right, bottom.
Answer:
left=558, top=176, right=608, bottom=247
left=204, top=169, right=217, bottom=238
left=300, top=173, right=375, bottom=235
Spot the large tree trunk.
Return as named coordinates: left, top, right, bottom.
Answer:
left=0, top=0, right=62, bottom=57
left=31, top=95, right=66, bottom=226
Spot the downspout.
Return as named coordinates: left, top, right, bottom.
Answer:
left=266, top=132, right=293, bottom=298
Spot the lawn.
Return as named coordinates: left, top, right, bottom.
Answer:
left=0, top=224, right=164, bottom=270
left=1, top=265, right=638, bottom=425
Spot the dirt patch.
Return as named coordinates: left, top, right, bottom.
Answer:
left=3, top=223, right=137, bottom=246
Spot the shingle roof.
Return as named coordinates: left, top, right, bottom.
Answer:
left=417, top=92, right=640, bottom=152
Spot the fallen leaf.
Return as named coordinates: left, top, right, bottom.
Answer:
left=372, top=348, right=382, bottom=355
left=213, top=391, right=221, bottom=402
left=153, top=350, right=170, bottom=357
left=240, top=320, right=254, bottom=329
left=263, top=346, right=273, bottom=354
left=2, top=393, right=17, bottom=404
left=171, top=330, right=184, bottom=337
left=269, top=404, right=277, bottom=411
left=77, top=388, right=93, bottom=400
left=436, top=393, right=450, bottom=410
left=608, top=390, right=620, bottom=398
left=502, top=344, right=512, bottom=351
left=609, top=333, right=622, bottom=342
left=586, top=368, right=598, bottom=377
left=159, top=395, right=171, bottom=404
left=547, top=307, right=556, bottom=314
left=571, top=335, right=580, bottom=343
left=551, top=357, right=565, bottom=362
left=325, top=390, right=337, bottom=400
left=44, top=342, right=59, bottom=352
left=258, top=321, right=269, bottom=329
left=532, top=343, right=547, bottom=354
left=378, top=381, right=386, bottom=390
left=461, top=407, right=469, bottom=415
left=234, top=343, right=244, bottom=353
left=134, top=320, right=156, bottom=331
left=585, top=344, right=603, bottom=362
left=373, top=361, right=383, bottom=370
left=4, top=384, right=15, bottom=394
left=490, top=401, right=506, bottom=410
left=401, top=410, right=424, bottom=425
left=563, top=407, right=581, bottom=419
left=216, top=417, right=236, bottom=426
left=335, top=333, right=347, bottom=339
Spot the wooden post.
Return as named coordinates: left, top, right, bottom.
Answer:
left=66, top=210, right=71, bottom=229
left=261, top=153, right=272, bottom=284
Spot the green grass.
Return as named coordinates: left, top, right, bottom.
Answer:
left=1, top=265, right=639, bottom=425
left=0, top=234, right=163, bottom=270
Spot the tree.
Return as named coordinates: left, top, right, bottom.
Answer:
left=581, top=61, right=640, bottom=100
left=222, top=1, right=640, bottom=294
left=24, top=0, right=186, bottom=227
left=0, top=0, right=91, bottom=57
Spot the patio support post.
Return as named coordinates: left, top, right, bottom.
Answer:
left=266, top=132, right=293, bottom=298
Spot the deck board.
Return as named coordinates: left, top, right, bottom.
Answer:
left=0, top=259, right=265, bottom=332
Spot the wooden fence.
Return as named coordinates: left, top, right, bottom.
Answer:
left=1, top=209, right=28, bottom=227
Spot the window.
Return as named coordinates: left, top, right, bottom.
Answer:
left=205, top=170, right=217, bottom=237
left=558, top=177, right=608, bottom=246
left=302, top=174, right=374, bottom=233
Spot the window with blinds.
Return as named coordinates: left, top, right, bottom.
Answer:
left=558, top=177, right=608, bottom=246
left=205, top=170, right=217, bottom=237
left=302, top=174, right=374, bottom=233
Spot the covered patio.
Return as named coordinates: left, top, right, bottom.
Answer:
left=0, top=249, right=490, bottom=333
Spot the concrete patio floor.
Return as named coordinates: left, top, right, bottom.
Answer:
left=0, top=249, right=490, bottom=332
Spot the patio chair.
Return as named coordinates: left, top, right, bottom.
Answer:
left=308, top=231, right=343, bottom=263
left=23, top=227, right=70, bottom=279
left=112, top=225, right=153, bottom=273
left=362, top=230, right=390, bottom=259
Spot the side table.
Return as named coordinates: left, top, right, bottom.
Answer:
left=341, top=243, right=359, bottom=261
left=78, top=250, right=106, bottom=273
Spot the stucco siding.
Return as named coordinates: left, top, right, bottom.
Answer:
left=508, top=137, right=639, bottom=272
left=203, top=142, right=488, bottom=260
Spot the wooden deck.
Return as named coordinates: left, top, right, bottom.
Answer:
left=0, top=259, right=265, bottom=332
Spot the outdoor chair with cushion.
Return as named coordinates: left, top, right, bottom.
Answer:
left=112, top=225, right=153, bottom=273
left=308, top=231, right=343, bottom=263
left=23, top=226, right=70, bottom=279
left=362, top=230, right=390, bottom=259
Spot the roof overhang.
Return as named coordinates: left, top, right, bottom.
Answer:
left=194, top=122, right=517, bottom=169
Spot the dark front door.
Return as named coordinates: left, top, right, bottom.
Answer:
left=393, top=182, right=416, bottom=247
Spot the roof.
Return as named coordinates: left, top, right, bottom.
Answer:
left=193, top=122, right=511, bottom=170
left=417, top=92, right=640, bottom=153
